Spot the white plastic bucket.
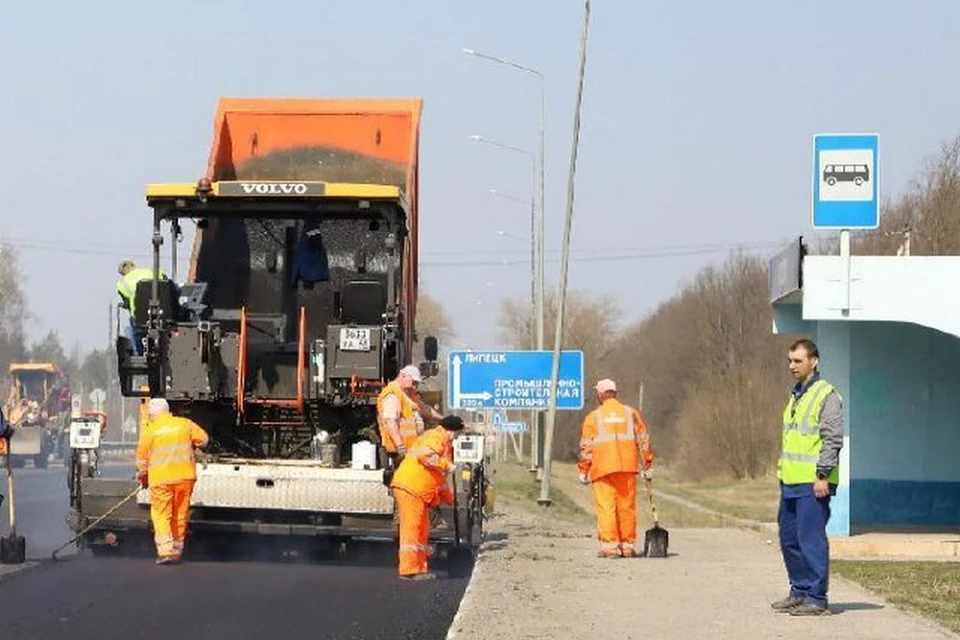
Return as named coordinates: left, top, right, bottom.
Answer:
left=351, top=441, right=377, bottom=470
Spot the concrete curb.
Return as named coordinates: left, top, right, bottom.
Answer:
left=444, top=533, right=492, bottom=639
left=0, top=560, right=43, bottom=583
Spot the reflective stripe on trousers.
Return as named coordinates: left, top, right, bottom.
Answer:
left=591, top=472, right=637, bottom=554
left=394, top=487, right=431, bottom=576
left=150, top=480, right=195, bottom=559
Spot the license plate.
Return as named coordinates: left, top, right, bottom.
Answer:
left=339, top=328, right=371, bottom=351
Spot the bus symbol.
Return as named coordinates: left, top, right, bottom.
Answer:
left=823, top=164, right=869, bottom=187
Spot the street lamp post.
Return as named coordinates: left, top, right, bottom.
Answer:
left=470, top=137, right=536, bottom=356
left=472, top=134, right=539, bottom=468
left=462, top=48, right=546, bottom=471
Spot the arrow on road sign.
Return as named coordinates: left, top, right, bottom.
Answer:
left=447, top=350, right=584, bottom=411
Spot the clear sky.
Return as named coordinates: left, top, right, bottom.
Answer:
left=2, top=1, right=958, bottom=353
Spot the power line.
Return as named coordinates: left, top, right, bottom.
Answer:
left=0, top=235, right=782, bottom=266
left=421, top=241, right=782, bottom=267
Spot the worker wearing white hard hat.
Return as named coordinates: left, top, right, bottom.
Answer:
left=377, top=365, right=442, bottom=466
left=577, top=378, right=655, bottom=558
left=135, top=398, right=209, bottom=565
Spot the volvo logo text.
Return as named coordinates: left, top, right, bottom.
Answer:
left=240, top=182, right=309, bottom=195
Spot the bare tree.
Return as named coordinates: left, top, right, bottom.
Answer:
left=0, top=240, right=27, bottom=373
left=413, top=291, right=455, bottom=392
left=853, top=133, right=960, bottom=256
left=497, top=287, right=623, bottom=460
left=598, top=252, right=790, bottom=479
left=414, top=292, right=454, bottom=351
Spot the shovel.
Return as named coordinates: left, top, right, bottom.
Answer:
left=641, top=473, right=669, bottom=558
left=0, top=450, right=26, bottom=564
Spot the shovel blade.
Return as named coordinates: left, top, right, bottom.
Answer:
left=643, top=525, right=669, bottom=558
left=0, top=535, right=26, bottom=564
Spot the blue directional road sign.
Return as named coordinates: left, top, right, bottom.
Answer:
left=447, top=350, right=584, bottom=411
left=813, top=134, right=879, bottom=229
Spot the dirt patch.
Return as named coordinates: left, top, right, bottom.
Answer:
left=447, top=499, right=960, bottom=640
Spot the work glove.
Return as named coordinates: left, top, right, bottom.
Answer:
left=578, top=473, right=589, bottom=485
left=641, top=468, right=654, bottom=480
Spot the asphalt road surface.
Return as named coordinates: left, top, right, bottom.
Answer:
left=0, top=462, right=470, bottom=640
left=0, top=462, right=80, bottom=559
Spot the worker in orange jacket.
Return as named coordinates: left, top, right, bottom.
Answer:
left=0, top=404, right=9, bottom=457
left=390, top=414, right=464, bottom=580
left=578, top=378, right=654, bottom=558
left=135, top=398, right=209, bottom=565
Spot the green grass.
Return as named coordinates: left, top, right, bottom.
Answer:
left=488, top=460, right=589, bottom=524
left=491, top=459, right=735, bottom=528
left=833, top=561, right=960, bottom=633
left=653, top=467, right=781, bottom=524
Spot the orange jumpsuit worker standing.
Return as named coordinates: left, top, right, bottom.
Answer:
left=390, top=415, right=464, bottom=580
left=577, top=378, right=654, bottom=558
left=136, top=398, right=209, bottom=565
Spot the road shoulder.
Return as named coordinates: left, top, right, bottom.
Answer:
left=0, top=561, right=41, bottom=582
left=447, top=498, right=960, bottom=640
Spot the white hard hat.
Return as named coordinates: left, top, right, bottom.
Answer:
left=399, top=365, right=423, bottom=383
left=147, top=397, right=170, bottom=418
left=595, top=379, right=617, bottom=394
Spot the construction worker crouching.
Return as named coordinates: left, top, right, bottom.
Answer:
left=116, top=260, right=167, bottom=356
left=135, top=398, right=209, bottom=565
left=389, top=414, right=464, bottom=580
left=577, top=378, right=654, bottom=558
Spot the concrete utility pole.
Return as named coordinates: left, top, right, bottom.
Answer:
left=539, top=0, right=591, bottom=507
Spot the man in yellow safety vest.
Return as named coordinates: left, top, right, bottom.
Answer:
left=116, top=260, right=166, bottom=355
left=771, top=338, right=844, bottom=617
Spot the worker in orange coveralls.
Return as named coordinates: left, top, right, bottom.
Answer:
left=577, top=378, right=654, bottom=558
left=390, top=414, right=464, bottom=580
left=136, top=398, right=209, bottom=565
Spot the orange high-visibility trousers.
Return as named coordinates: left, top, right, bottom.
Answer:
left=591, top=472, right=637, bottom=556
left=150, top=480, right=195, bottom=559
left=394, top=487, right=430, bottom=576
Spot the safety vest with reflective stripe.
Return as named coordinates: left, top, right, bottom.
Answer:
left=777, top=379, right=840, bottom=485
left=377, top=382, right=420, bottom=453
left=135, top=412, right=209, bottom=487
left=578, top=399, right=652, bottom=482
left=117, top=267, right=167, bottom=317
left=390, top=426, right=454, bottom=506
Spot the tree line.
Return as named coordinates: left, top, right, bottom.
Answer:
left=0, top=244, right=114, bottom=400
left=496, top=132, right=960, bottom=481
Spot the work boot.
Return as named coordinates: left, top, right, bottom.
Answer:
left=770, top=595, right=804, bottom=612
left=155, top=556, right=175, bottom=566
left=596, top=551, right=620, bottom=559
left=789, top=602, right=830, bottom=616
left=400, top=572, right=437, bottom=581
